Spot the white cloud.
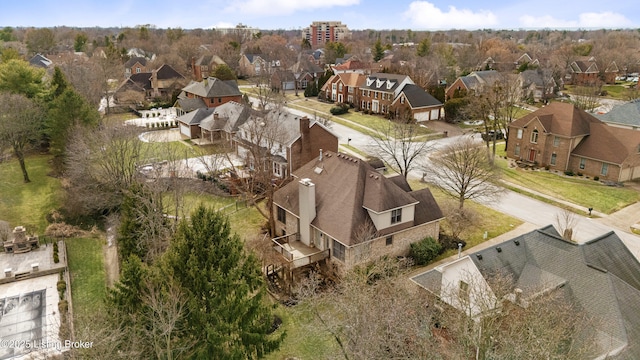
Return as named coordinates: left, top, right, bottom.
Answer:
left=223, top=0, right=360, bottom=16
left=519, top=11, right=633, bottom=29
left=402, top=1, right=497, bottom=30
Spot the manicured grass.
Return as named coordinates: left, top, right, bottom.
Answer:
left=0, top=154, right=63, bottom=233
left=496, top=157, right=640, bottom=214
left=66, top=237, right=107, bottom=319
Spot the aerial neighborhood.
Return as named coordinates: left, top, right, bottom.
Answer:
left=2, top=15, right=640, bottom=359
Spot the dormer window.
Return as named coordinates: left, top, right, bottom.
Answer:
left=366, top=78, right=374, bottom=87
left=386, top=80, right=395, bottom=89
left=391, top=208, right=402, bottom=224
left=376, top=79, right=384, bottom=88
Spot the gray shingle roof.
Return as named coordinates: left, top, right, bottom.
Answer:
left=274, top=151, right=442, bottom=245
left=466, top=227, right=640, bottom=359
left=181, top=77, right=241, bottom=98
left=400, top=84, right=443, bottom=108
left=596, top=100, right=640, bottom=128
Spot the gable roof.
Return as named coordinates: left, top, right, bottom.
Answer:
left=570, top=59, right=599, bottom=74
left=28, top=53, right=52, bottom=68
left=413, top=225, right=640, bottom=359
left=124, top=56, right=147, bottom=68
left=274, top=151, right=442, bottom=245
left=332, top=59, right=368, bottom=72
left=510, top=102, right=598, bottom=137
left=572, top=122, right=640, bottom=165
left=397, top=84, right=443, bottom=108
left=338, top=72, right=366, bottom=88
left=154, top=64, right=185, bottom=80
left=181, top=77, right=241, bottom=98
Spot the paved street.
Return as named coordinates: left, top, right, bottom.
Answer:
left=282, top=101, right=640, bottom=260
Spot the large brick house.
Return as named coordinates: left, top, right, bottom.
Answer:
left=235, top=113, right=338, bottom=179
left=174, top=77, right=243, bottom=114
left=445, top=70, right=502, bottom=100
left=271, top=150, right=443, bottom=277
left=506, top=102, right=640, bottom=182
left=359, top=73, right=413, bottom=115
left=321, top=72, right=366, bottom=105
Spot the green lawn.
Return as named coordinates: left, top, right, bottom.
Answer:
left=0, top=154, right=63, bottom=233
left=66, top=237, right=107, bottom=319
left=496, top=157, right=640, bottom=214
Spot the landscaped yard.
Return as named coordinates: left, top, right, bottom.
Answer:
left=408, top=180, right=523, bottom=260
left=66, top=237, right=107, bottom=319
left=0, top=154, right=63, bottom=233
left=495, top=156, right=640, bottom=214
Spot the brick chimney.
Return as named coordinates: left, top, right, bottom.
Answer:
left=151, top=69, right=159, bottom=97
left=300, top=116, right=312, bottom=162
left=298, top=178, right=316, bottom=246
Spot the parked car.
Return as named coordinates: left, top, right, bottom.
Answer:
left=481, top=130, right=504, bottom=141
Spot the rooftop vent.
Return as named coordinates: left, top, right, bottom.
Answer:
left=496, top=247, right=502, bottom=253
left=476, top=254, right=483, bottom=260
left=514, top=240, right=520, bottom=246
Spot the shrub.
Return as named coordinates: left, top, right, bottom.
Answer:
left=53, top=252, right=59, bottom=263
left=594, top=176, right=600, bottom=181
left=564, top=170, right=575, bottom=176
left=58, top=300, right=68, bottom=313
left=577, top=172, right=583, bottom=177
left=57, top=280, right=67, bottom=293
left=330, top=103, right=349, bottom=115
left=410, top=237, right=442, bottom=266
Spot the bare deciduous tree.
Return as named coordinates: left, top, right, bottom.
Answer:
left=368, top=120, right=432, bottom=179
left=555, top=208, right=578, bottom=241
left=422, top=137, right=502, bottom=209
left=0, top=92, right=45, bottom=183
left=64, top=123, right=147, bottom=215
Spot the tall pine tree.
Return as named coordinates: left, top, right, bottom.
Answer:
left=162, top=206, right=284, bottom=359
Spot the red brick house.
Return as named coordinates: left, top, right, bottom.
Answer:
left=391, top=84, right=443, bottom=122
left=191, top=54, right=227, bottom=81
left=174, top=77, right=243, bottom=113
left=114, top=64, right=186, bottom=103
left=445, top=70, right=502, bottom=100
left=235, top=114, right=338, bottom=179
left=506, top=102, right=640, bottom=182
left=359, top=73, right=413, bottom=115
left=321, top=72, right=366, bottom=105
left=124, top=57, right=148, bottom=78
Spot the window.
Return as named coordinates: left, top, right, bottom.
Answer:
left=530, top=129, right=539, bottom=143
left=553, top=136, right=560, bottom=147
left=136, top=67, right=141, bottom=73
left=332, top=83, right=337, bottom=90
left=516, top=129, right=523, bottom=139
left=579, top=158, right=586, bottom=170
left=374, top=91, right=378, bottom=99
left=459, top=281, right=470, bottom=302
left=385, top=236, right=393, bottom=246
left=514, top=144, right=520, bottom=156
left=273, top=162, right=282, bottom=177
left=333, top=240, right=345, bottom=261
left=601, top=163, right=609, bottom=176
left=277, top=206, right=286, bottom=223
left=400, top=96, right=405, bottom=104
left=218, top=98, right=222, bottom=103
left=550, top=153, right=557, bottom=166
left=391, top=208, right=402, bottom=224
left=339, top=83, right=343, bottom=91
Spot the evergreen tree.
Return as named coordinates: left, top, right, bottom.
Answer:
left=212, top=64, right=237, bottom=81
left=46, top=88, right=99, bottom=157
left=107, top=254, right=147, bottom=316
left=416, top=37, right=431, bottom=57
left=373, top=39, right=385, bottom=62
left=162, top=206, right=284, bottom=359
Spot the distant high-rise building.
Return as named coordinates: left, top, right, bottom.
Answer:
left=302, top=21, right=350, bottom=47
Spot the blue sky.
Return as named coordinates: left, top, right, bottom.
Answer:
left=1, top=0, right=639, bottom=30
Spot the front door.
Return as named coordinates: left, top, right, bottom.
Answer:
left=528, top=149, right=536, bottom=162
